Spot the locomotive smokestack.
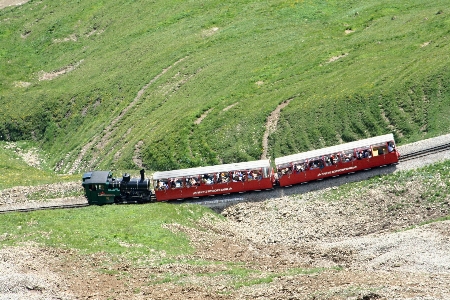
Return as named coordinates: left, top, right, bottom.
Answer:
left=140, top=169, right=145, bottom=182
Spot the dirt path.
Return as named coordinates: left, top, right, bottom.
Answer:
left=2, top=136, right=450, bottom=299
left=260, top=98, right=292, bottom=159
left=69, top=57, right=187, bottom=173
left=0, top=0, right=28, bottom=10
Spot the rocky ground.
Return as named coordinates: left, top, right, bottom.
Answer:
left=1, top=134, right=450, bottom=300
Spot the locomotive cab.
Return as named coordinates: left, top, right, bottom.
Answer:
left=82, top=171, right=118, bottom=205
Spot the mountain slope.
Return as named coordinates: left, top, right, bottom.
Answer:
left=1, top=0, right=449, bottom=173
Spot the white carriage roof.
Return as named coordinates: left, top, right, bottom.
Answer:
left=275, top=133, right=394, bottom=166
left=152, top=159, right=271, bottom=180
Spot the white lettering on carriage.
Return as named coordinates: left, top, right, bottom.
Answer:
left=193, top=187, right=233, bottom=195
left=318, top=166, right=357, bottom=177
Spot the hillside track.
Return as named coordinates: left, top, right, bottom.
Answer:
left=4, top=134, right=448, bottom=214
left=398, top=141, right=450, bottom=162
left=1, top=134, right=450, bottom=300
left=0, top=203, right=88, bottom=214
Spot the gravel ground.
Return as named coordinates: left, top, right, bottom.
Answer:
left=0, top=133, right=450, bottom=299
left=0, top=182, right=86, bottom=211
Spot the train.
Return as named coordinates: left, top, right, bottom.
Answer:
left=82, top=133, right=400, bottom=205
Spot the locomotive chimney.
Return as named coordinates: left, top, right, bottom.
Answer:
left=140, top=169, right=145, bottom=182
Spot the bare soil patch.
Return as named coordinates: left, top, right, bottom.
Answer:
left=0, top=0, right=28, bottom=10
left=2, top=172, right=449, bottom=299
left=2, top=139, right=450, bottom=299
left=261, top=99, right=292, bottom=159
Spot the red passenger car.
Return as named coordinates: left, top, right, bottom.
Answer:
left=152, top=160, right=274, bottom=201
left=274, top=134, right=400, bottom=187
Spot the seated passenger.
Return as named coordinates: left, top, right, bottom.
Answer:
left=332, top=154, right=340, bottom=164
left=318, top=160, right=324, bottom=169
left=344, top=154, right=353, bottom=162
left=221, top=173, right=229, bottom=183
left=388, top=142, right=395, bottom=153
left=309, top=161, right=317, bottom=169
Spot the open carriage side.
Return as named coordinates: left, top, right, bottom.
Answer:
left=274, top=134, right=400, bottom=187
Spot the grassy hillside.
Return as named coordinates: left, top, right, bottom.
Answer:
left=0, top=141, right=78, bottom=189
left=1, top=0, right=449, bottom=173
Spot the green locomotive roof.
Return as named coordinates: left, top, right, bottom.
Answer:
left=82, top=171, right=112, bottom=185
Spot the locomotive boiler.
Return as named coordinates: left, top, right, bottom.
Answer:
left=82, top=169, right=152, bottom=204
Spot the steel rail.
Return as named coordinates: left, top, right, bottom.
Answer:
left=0, top=202, right=88, bottom=214
left=1, top=141, right=449, bottom=214
left=399, top=142, right=450, bottom=162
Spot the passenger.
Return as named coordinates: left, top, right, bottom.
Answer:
left=333, top=154, right=340, bottom=164
left=170, top=179, right=176, bottom=189
left=318, top=160, right=324, bottom=169
left=157, top=181, right=164, bottom=190
left=357, top=151, right=363, bottom=160
left=388, top=142, right=395, bottom=153
left=221, top=173, right=229, bottom=183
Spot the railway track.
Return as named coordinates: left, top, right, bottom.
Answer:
left=1, top=142, right=449, bottom=214
left=0, top=203, right=88, bottom=214
left=398, top=142, right=450, bottom=162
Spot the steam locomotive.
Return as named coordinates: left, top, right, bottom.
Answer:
left=82, top=133, right=400, bottom=205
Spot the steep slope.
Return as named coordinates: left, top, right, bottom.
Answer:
left=1, top=0, right=449, bottom=173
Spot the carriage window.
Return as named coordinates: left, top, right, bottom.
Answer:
left=324, top=155, right=333, bottom=166
left=170, top=178, right=183, bottom=188
left=388, top=141, right=396, bottom=152
left=232, top=171, right=245, bottom=182
left=330, top=153, right=340, bottom=164
left=277, top=164, right=291, bottom=177
left=253, top=169, right=263, bottom=180
left=308, top=157, right=323, bottom=169
left=217, top=172, right=230, bottom=183
left=156, top=179, right=169, bottom=190
left=372, top=143, right=387, bottom=156
left=342, top=150, right=355, bottom=163
left=356, top=146, right=372, bottom=159
left=201, top=173, right=215, bottom=185
left=293, top=160, right=308, bottom=172
left=186, top=176, right=199, bottom=187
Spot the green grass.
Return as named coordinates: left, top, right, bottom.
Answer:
left=0, top=141, right=79, bottom=189
left=313, top=159, right=450, bottom=204
left=0, top=203, right=210, bottom=257
left=0, top=0, right=449, bottom=172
